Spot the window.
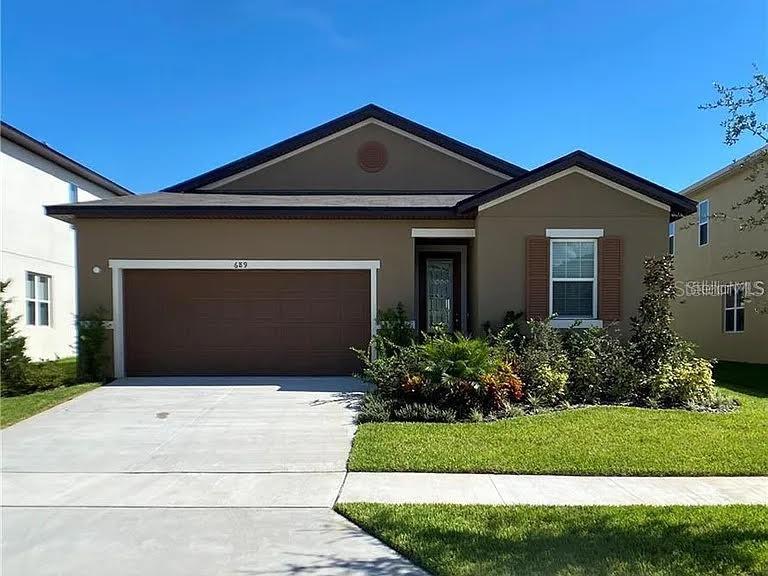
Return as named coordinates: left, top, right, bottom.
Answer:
left=668, top=222, right=675, bottom=255
left=68, top=183, right=78, bottom=204
left=550, top=239, right=597, bottom=318
left=724, top=286, right=745, bottom=333
left=25, top=272, right=51, bottom=326
left=698, top=199, right=709, bottom=246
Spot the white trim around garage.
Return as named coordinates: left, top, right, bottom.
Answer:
left=477, top=166, right=671, bottom=213
left=410, top=228, right=476, bottom=238
left=108, top=259, right=381, bottom=378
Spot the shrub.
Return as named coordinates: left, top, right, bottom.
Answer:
left=356, top=328, right=527, bottom=420
left=562, top=327, right=639, bottom=404
left=357, top=392, right=393, bottom=423
left=375, top=303, right=415, bottom=358
left=27, top=357, right=77, bottom=391
left=647, top=355, right=718, bottom=408
left=393, top=403, right=457, bottom=423
left=422, top=331, right=494, bottom=383
left=355, top=341, right=424, bottom=398
left=526, top=362, right=569, bottom=403
left=1, top=279, right=31, bottom=396
left=514, top=319, right=570, bottom=405
left=468, top=408, right=485, bottom=423
left=480, top=361, right=524, bottom=412
left=77, top=309, right=109, bottom=382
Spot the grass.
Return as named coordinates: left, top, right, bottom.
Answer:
left=336, top=503, right=768, bottom=576
left=1, top=382, right=99, bottom=428
left=348, top=361, right=768, bottom=475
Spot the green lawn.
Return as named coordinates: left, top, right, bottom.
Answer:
left=348, top=362, right=768, bottom=475
left=337, top=503, right=768, bottom=576
left=1, top=383, right=99, bottom=428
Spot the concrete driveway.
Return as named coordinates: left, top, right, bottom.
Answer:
left=1, top=377, right=423, bottom=575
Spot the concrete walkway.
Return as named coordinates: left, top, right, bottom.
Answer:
left=339, top=472, right=768, bottom=506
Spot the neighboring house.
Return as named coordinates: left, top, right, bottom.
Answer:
left=673, top=147, right=768, bottom=364
left=46, top=104, right=695, bottom=377
left=1, top=122, right=132, bottom=360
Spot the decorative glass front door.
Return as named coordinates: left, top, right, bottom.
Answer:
left=425, top=258, right=454, bottom=331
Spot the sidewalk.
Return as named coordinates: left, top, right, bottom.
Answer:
left=338, top=472, right=768, bottom=506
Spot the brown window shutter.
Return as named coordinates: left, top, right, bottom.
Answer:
left=598, top=236, right=623, bottom=321
left=526, top=236, right=549, bottom=320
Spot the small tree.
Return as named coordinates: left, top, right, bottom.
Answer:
left=1, top=280, right=31, bottom=396
left=629, top=256, right=684, bottom=375
left=701, top=67, right=767, bottom=261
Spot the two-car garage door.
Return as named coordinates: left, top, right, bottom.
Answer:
left=122, top=269, right=371, bottom=376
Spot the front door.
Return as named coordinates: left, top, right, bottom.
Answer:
left=418, top=252, right=461, bottom=332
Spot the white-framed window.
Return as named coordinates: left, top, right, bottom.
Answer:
left=724, top=286, right=745, bottom=333
left=68, top=183, right=78, bottom=204
left=550, top=239, right=597, bottom=319
left=25, top=272, right=51, bottom=326
left=698, top=199, right=709, bottom=246
left=668, top=222, right=675, bottom=255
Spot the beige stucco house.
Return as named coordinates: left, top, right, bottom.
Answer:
left=46, top=105, right=695, bottom=377
left=673, top=147, right=767, bottom=364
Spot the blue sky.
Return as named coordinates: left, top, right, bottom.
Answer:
left=2, top=0, right=766, bottom=192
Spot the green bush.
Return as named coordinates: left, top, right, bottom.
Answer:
left=393, top=403, right=457, bottom=423
left=562, top=327, right=639, bottom=404
left=1, top=280, right=31, bottom=396
left=357, top=392, right=393, bottom=423
left=422, top=331, right=495, bottom=383
left=77, top=310, right=109, bottom=382
left=355, top=341, right=424, bottom=398
left=513, top=319, right=570, bottom=405
left=27, top=358, right=77, bottom=391
left=647, top=355, right=720, bottom=408
left=357, top=330, right=525, bottom=421
left=375, top=303, right=415, bottom=358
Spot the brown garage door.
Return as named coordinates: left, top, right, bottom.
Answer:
left=123, top=269, right=370, bottom=376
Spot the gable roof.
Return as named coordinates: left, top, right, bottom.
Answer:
left=456, top=150, right=697, bottom=218
left=46, top=150, right=696, bottom=222
left=162, top=104, right=527, bottom=193
left=1, top=121, right=132, bottom=197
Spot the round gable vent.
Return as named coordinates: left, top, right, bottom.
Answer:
left=357, top=141, right=388, bottom=173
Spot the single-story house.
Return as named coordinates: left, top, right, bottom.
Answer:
left=46, top=104, right=696, bottom=377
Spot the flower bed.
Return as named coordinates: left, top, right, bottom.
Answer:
left=357, top=258, right=735, bottom=423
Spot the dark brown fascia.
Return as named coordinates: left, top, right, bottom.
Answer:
left=1, top=121, right=132, bottom=196
left=44, top=204, right=472, bottom=220
left=457, top=150, right=698, bottom=219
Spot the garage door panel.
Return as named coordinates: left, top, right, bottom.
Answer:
left=123, top=269, right=370, bottom=376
